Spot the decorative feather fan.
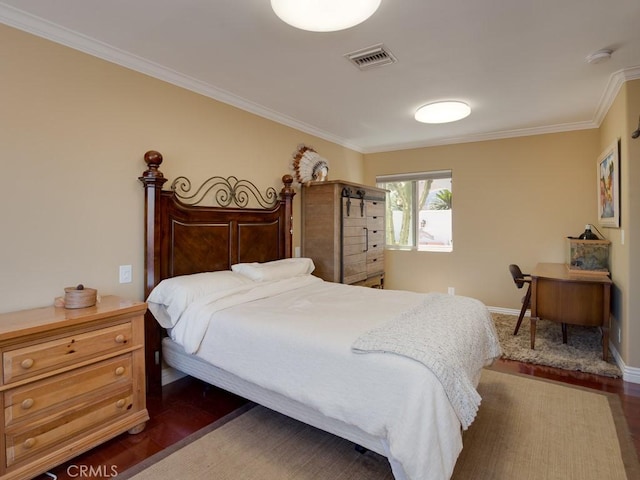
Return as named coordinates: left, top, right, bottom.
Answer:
left=291, top=144, right=329, bottom=185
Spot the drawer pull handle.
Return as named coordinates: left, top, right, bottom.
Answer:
left=23, top=438, right=36, bottom=449
left=116, top=399, right=127, bottom=408
left=115, top=366, right=125, bottom=376
left=114, top=334, right=126, bottom=344
left=21, top=398, right=35, bottom=410
left=20, top=358, right=34, bottom=370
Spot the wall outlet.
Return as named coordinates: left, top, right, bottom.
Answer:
left=447, top=287, right=455, bottom=295
left=294, top=246, right=301, bottom=258
left=618, top=327, right=621, bottom=343
left=119, top=265, right=132, bottom=284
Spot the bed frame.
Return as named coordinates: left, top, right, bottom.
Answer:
left=139, top=150, right=295, bottom=395
left=138, top=151, right=391, bottom=462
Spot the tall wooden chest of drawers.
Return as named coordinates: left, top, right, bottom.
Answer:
left=0, top=296, right=149, bottom=480
left=302, top=180, right=387, bottom=288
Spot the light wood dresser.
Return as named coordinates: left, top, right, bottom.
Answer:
left=0, top=296, right=148, bottom=480
left=302, top=180, right=387, bottom=288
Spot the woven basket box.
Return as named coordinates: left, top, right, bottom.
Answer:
left=64, top=286, right=97, bottom=309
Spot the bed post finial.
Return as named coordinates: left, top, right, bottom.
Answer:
left=281, top=174, right=294, bottom=196
left=141, top=150, right=165, bottom=180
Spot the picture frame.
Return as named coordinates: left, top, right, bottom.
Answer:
left=597, top=140, right=620, bottom=228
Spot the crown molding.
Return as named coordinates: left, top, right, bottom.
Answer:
left=0, top=4, right=361, bottom=152
left=1, top=3, right=638, bottom=155
left=363, top=121, right=598, bottom=154
left=592, top=66, right=640, bottom=125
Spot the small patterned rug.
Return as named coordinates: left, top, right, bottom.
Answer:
left=492, top=313, right=621, bottom=377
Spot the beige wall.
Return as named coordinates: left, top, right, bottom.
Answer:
left=625, top=80, right=640, bottom=369
left=599, top=79, right=640, bottom=367
left=0, top=24, right=363, bottom=313
left=363, top=131, right=599, bottom=305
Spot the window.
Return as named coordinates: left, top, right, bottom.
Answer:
left=376, top=170, right=452, bottom=252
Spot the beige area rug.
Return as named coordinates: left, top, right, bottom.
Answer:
left=492, top=312, right=622, bottom=377
left=121, top=370, right=639, bottom=480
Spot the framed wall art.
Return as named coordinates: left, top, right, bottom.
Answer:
left=597, top=140, right=620, bottom=228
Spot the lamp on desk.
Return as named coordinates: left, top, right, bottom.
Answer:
left=577, top=224, right=598, bottom=240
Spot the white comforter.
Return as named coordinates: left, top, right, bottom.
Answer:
left=168, top=275, right=501, bottom=480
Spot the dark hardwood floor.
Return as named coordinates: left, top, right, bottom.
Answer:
left=35, top=359, right=640, bottom=480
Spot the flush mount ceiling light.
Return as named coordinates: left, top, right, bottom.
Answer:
left=271, top=0, right=381, bottom=32
left=414, top=101, right=471, bottom=124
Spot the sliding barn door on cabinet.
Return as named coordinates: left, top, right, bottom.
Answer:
left=302, top=180, right=386, bottom=288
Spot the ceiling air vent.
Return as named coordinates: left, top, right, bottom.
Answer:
left=345, top=44, right=397, bottom=70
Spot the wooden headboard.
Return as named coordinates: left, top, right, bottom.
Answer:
left=139, top=150, right=295, bottom=394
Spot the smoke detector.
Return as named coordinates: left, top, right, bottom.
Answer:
left=586, top=49, right=613, bottom=64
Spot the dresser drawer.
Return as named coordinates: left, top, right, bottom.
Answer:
left=367, top=242, right=384, bottom=255
left=4, top=355, right=132, bottom=426
left=3, top=323, right=133, bottom=384
left=5, top=387, right=134, bottom=467
left=366, top=200, right=384, bottom=217
left=366, top=216, right=384, bottom=230
left=367, top=230, right=384, bottom=246
left=367, top=252, right=384, bottom=275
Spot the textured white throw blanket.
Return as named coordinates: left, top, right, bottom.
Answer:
left=352, top=292, right=501, bottom=429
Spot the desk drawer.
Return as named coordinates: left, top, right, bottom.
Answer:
left=3, top=323, right=133, bottom=384
left=5, top=387, right=134, bottom=467
left=4, top=355, right=132, bottom=426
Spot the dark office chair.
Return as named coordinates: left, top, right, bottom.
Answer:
left=509, top=264, right=532, bottom=335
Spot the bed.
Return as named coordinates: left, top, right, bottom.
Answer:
left=139, top=150, right=502, bottom=480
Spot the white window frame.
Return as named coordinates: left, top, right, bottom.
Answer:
left=376, top=170, right=452, bottom=252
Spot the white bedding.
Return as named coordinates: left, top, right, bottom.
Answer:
left=157, top=275, right=501, bottom=480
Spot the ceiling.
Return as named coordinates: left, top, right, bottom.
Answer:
left=2, top=0, right=640, bottom=153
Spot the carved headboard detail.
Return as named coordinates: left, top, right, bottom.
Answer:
left=139, top=150, right=295, bottom=393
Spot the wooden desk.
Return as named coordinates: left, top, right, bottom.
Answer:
left=530, top=262, right=612, bottom=361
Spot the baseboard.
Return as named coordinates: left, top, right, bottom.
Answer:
left=487, top=306, right=528, bottom=316
left=487, top=306, right=639, bottom=385
left=609, top=344, right=640, bottom=384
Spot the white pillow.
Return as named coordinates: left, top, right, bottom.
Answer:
left=231, top=257, right=315, bottom=282
left=146, top=270, right=254, bottom=328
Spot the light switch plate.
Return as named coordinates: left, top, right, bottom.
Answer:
left=119, top=265, right=132, bottom=284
